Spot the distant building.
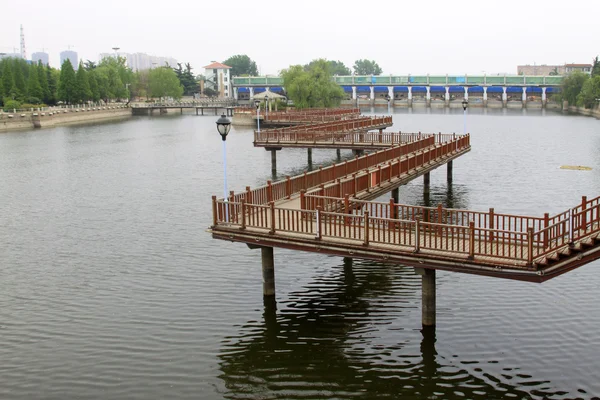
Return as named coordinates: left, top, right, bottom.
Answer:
left=517, top=63, right=593, bottom=76
left=99, top=52, right=177, bottom=71
left=0, top=52, right=21, bottom=61
left=60, top=50, right=78, bottom=69
left=203, top=62, right=232, bottom=98
left=517, top=64, right=565, bottom=76
left=565, top=63, right=593, bottom=75
left=32, top=52, right=49, bottom=66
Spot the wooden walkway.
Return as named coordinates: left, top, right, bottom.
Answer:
left=211, top=131, right=600, bottom=282
left=254, top=116, right=394, bottom=149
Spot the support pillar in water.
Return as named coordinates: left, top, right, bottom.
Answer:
left=447, top=160, right=453, bottom=184
left=261, top=247, right=275, bottom=296
left=415, top=268, right=436, bottom=327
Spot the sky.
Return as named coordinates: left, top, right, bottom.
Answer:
left=1, top=0, right=599, bottom=76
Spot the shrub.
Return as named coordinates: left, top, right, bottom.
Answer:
left=2, top=99, right=21, bottom=111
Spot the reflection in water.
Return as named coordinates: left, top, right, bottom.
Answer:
left=218, top=261, right=559, bottom=399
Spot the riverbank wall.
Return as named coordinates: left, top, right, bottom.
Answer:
left=0, top=106, right=131, bottom=133
left=567, top=106, right=600, bottom=118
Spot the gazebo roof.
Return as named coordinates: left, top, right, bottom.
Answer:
left=251, top=89, right=286, bottom=100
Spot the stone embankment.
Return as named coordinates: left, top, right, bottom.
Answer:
left=0, top=106, right=131, bottom=132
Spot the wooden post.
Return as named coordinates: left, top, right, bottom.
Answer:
left=582, top=195, right=588, bottom=233
left=241, top=200, right=246, bottom=230
left=437, top=204, right=443, bottom=235
left=363, top=211, right=370, bottom=246
left=345, top=194, right=351, bottom=226
left=267, top=180, right=273, bottom=203
left=300, top=189, right=306, bottom=210
left=543, top=212, right=549, bottom=248
left=286, top=176, right=291, bottom=199
left=246, top=186, right=252, bottom=205
left=316, top=206, right=323, bottom=240
left=468, top=222, right=475, bottom=259
left=489, top=208, right=495, bottom=242
left=527, top=227, right=534, bottom=265
left=415, top=220, right=420, bottom=253
left=269, top=202, right=276, bottom=234
left=212, top=195, right=218, bottom=226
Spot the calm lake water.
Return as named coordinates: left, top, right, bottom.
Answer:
left=1, top=108, right=599, bottom=400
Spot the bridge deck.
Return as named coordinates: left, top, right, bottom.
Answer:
left=211, top=132, right=600, bottom=282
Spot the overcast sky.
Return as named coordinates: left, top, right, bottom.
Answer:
left=1, top=0, right=599, bottom=76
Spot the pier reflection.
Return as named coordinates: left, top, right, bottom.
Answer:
left=218, top=261, right=555, bottom=399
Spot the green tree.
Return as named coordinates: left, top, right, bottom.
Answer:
left=305, top=59, right=351, bottom=75
left=75, top=62, right=92, bottom=103
left=549, top=67, right=559, bottom=76
left=46, top=66, right=59, bottom=105
left=576, top=75, right=600, bottom=108
left=37, top=61, right=50, bottom=102
left=148, top=67, right=184, bottom=99
left=560, top=71, right=589, bottom=106
left=13, top=59, right=26, bottom=98
left=26, top=63, right=44, bottom=102
left=281, top=60, right=344, bottom=109
left=57, top=59, right=77, bottom=104
left=222, top=54, right=258, bottom=77
left=591, top=56, right=600, bottom=78
left=2, top=61, right=16, bottom=99
left=88, top=70, right=100, bottom=102
left=353, top=59, right=382, bottom=75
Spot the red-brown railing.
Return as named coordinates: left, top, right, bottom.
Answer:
left=254, top=116, right=393, bottom=144
left=227, top=134, right=461, bottom=208
left=212, top=194, right=600, bottom=267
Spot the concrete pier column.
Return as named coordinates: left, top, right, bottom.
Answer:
left=343, top=257, right=353, bottom=268
left=426, top=87, right=431, bottom=108
left=336, top=149, right=341, bottom=160
left=483, top=87, right=488, bottom=108
left=261, top=247, right=275, bottom=296
left=370, top=86, right=375, bottom=106
left=249, top=87, right=254, bottom=98
left=271, top=150, right=277, bottom=173
left=352, top=86, right=357, bottom=101
left=542, top=87, right=547, bottom=108
left=352, top=149, right=364, bottom=156
left=502, top=87, right=507, bottom=108
left=391, top=187, right=399, bottom=203
left=415, top=268, right=436, bottom=327
left=388, top=86, right=394, bottom=108
left=522, top=87, right=527, bottom=108
left=444, top=86, right=450, bottom=107
left=307, top=148, right=313, bottom=165
left=408, top=87, right=413, bottom=108
left=424, top=172, right=430, bottom=192
left=234, top=87, right=239, bottom=100
left=464, top=87, right=469, bottom=102
left=447, top=160, right=453, bottom=183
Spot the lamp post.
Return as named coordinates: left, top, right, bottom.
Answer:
left=461, top=99, right=468, bottom=135
left=216, top=114, right=232, bottom=221
left=264, top=94, right=269, bottom=121
left=255, top=100, right=261, bottom=132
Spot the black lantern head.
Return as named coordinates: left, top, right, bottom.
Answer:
left=216, top=114, right=232, bottom=141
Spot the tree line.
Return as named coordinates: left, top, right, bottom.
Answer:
left=560, top=57, right=600, bottom=109
left=0, top=57, right=203, bottom=111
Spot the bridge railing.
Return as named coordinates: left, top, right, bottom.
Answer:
left=254, top=116, right=393, bottom=144
left=233, top=75, right=564, bottom=87
left=224, top=134, right=453, bottom=208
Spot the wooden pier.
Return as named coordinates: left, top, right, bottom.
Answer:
left=209, top=110, right=600, bottom=327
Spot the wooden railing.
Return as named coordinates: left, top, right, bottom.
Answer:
left=254, top=116, right=393, bottom=144
left=213, top=194, right=600, bottom=267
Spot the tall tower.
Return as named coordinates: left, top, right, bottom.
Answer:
left=20, top=24, right=27, bottom=60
